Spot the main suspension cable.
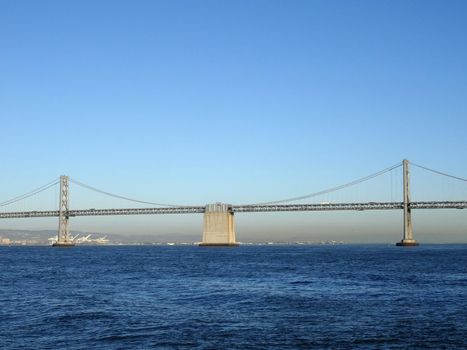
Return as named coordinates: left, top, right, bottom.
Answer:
left=247, top=162, right=402, bottom=205
left=411, top=162, right=466, bottom=182
left=0, top=178, right=60, bottom=207
left=69, top=178, right=184, bottom=207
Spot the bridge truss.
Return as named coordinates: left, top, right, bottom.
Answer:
left=0, top=201, right=465, bottom=220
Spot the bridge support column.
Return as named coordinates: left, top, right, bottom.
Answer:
left=396, top=159, right=418, bottom=246
left=199, top=203, right=238, bottom=247
left=53, top=175, right=75, bottom=247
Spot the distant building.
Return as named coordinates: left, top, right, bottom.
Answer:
left=0, top=237, right=11, bottom=245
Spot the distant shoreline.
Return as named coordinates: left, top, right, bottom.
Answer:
left=2, top=242, right=467, bottom=247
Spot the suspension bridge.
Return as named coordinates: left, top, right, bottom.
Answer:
left=0, top=159, right=466, bottom=246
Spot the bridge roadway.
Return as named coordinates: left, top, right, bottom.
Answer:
left=0, top=201, right=465, bottom=219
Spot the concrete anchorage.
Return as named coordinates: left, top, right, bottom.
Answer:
left=199, top=203, right=239, bottom=246
left=396, top=159, right=419, bottom=246
left=52, top=175, right=75, bottom=247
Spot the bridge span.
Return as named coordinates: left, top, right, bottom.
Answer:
left=0, top=159, right=465, bottom=246
left=1, top=201, right=466, bottom=219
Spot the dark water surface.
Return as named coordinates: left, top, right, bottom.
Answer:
left=1, top=244, right=466, bottom=349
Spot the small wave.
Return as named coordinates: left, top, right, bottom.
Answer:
left=290, top=280, right=313, bottom=285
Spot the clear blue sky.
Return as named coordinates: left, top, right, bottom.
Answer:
left=1, top=0, right=466, bottom=241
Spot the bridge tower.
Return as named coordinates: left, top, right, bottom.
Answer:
left=199, top=203, right=238, bottom=246
left=53, top=175, right=75, bottom=247
left=396, top=159, right=419, bottom=246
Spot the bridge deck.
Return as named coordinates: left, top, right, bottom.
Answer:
left=0, top=201, right=465, bottom=219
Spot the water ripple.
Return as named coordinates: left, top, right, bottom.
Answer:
left=1, top=244, right=466, bottom=349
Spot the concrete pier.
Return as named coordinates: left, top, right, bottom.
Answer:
left=396, top=239, right=419, bottom=246
left=200, top=203, right=239, bottom=247
left=52, top=241, right=75, bottom=247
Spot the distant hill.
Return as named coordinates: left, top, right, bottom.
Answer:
left=0, top=229, right=57, bottom=242
left=0, top=229, right=199, bottom=244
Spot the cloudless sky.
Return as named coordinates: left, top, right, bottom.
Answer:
left=1, top=0, right=466, bottom=241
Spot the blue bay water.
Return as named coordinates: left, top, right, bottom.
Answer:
left=1, top=244, right=466, bottom=349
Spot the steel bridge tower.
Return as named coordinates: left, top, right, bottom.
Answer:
left=53, top=175, right=75, bottom=247
left=396, top=159, right=419, bottom=246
